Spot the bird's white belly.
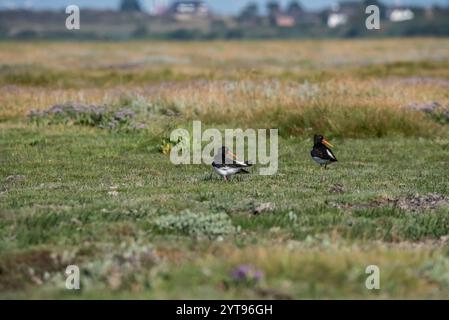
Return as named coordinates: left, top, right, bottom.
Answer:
left=213, top=166, right=240, bottom=177
left=312, top=157, right=330, bottom=165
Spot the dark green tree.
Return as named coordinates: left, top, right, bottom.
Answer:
left=120, top=0, right=142, bottom=12
left=267, top=1, right=281, bottom=25
left=239, top=2, right=259, bottom=20
left=267, top=1, right=281, bottom=16
left=287, top=1, right=303, bottom=16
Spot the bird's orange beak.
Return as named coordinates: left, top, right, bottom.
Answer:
left=322, top=139, right=334, bottom=148
left=227, top=151, right=237, bottom=159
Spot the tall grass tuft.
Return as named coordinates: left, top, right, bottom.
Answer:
left=158, top=80, right=444, bottom=138
left=263, top=103, right=439, bottom=138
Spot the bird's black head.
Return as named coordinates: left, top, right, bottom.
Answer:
left=313, top=134, right=334, bottom=148
left=313, top=134, right=324, bottom=145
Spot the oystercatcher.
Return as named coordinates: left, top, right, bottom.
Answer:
left=310, top=134, right=337, bottom=169
left=212, top=146, right=252, bottom=181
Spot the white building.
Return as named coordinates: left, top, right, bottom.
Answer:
left=389, top=8, right=414, bottom=22
left=327, top=2, right=360, bottom=29
left=327, top=13, right=348, bottom=28
left=168, top=1, right=209, bottom=21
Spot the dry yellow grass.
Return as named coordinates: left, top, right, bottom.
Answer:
left=1, top=39, right=448, bottom=137
left=1, top=38, right=448, bottom=70
left=2, top=78, right=447, bottom=137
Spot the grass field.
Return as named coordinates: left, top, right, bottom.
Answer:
left=1, top=39, right=449, bottom=299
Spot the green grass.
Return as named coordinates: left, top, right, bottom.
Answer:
left=1, top=39, right=449, bottom=299
left=2, top=60, right=449, bottom=89
left=1, top=123, right=449, bottom=298
left=0, top=64, right=200, bottom=88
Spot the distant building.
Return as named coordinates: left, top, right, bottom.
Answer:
left=327, top=1, right=361, bottom=28
left=267, top=1, right=284, bottom=26
left=327, top=12, right=348, bottom=28
left=274, top=14, right=296, bottom=27
left=167, top=1, right=209, bottom=21
left=388, top=7, right=414, bottom=22
left=266, top=1, right=318, bottom=27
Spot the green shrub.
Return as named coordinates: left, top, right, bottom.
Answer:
left=154, top=210, right=236, bottom=238
left=28, top=103, right=145, bottom=131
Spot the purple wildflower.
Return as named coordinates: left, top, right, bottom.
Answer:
left=27, top=103, right=144, bottom=130
left=114, top=109, right=135, bottom=122
left=49, top=104, right=65, bottom=115
left=230, top=264, right=263, bottom=285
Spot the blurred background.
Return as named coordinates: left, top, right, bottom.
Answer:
left=0, top=0, right=448, bottom=40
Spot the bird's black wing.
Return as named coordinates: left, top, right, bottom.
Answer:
left=311, top=146, right=337, bottom=161
left=225, top=157, right=252, bottom=168
left=326, top=147, right=338, bottom=162
left=213, top=159, right=249, bottom=168
left=311, top=147, right=330, bottom=160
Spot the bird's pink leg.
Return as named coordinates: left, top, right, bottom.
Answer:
left=223, top=176, right=228, bottom=182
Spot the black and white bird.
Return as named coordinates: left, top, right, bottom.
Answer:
left=310, top=134, right=338, bottom=169
left=212, top=146, right=252, bottom=181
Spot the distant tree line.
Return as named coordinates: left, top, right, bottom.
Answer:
left=120, top=0, right=142, bottom=12
left=1, top=0, right=449, bottom=40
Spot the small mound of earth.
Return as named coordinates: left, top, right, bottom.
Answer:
left=330, top=193, right=449, bottom=212
left=329, top=183, right=345, bottom=194
left=396, top=193, right=449, bottom=212
left=2, top=175, right=26, bottom=191
left=4, top=175, right=26, bottom=183
left=253, top=202, right=276, bottom=215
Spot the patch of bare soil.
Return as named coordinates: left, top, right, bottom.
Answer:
left=0, top=247, right=92, bottom=291
left=329, top=183, right=345, bottom=194
left=2, top=175, right=26, bottom=190
left=253, top=202, right=276, bottom=215
left=4, top=175, right=26, bottom=183
left=395, top=194, right=449, bottom=212
left=330, top=193, right=449, bottom=212
left=0, top=250, right=62, bottom=291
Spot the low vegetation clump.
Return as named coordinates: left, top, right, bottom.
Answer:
left=28, top=103, right=145, bottom=131
left=421, top=256, right=449, bottom=288
left=406, top=102, right=449, bottom=125
left=154, top=210, right=236, bottom=239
